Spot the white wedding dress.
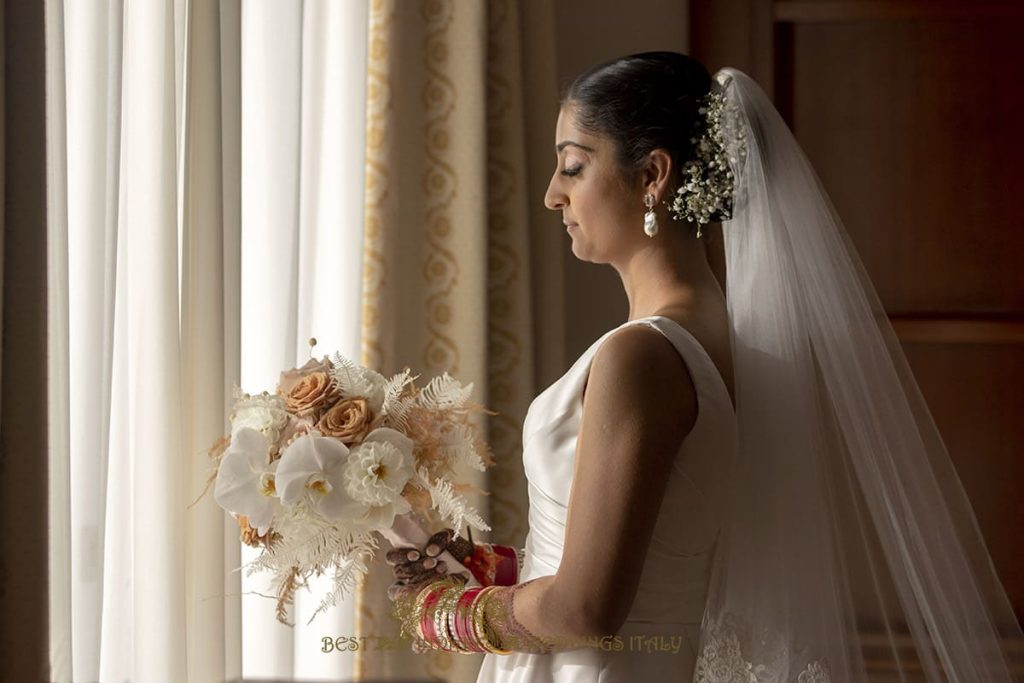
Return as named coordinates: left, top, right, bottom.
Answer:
left=476, top=315, right=738, bottom=683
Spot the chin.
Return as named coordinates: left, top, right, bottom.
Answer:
left=569, top=243, right=601, bottom=265
left=568, top=237, right=588, bottom=262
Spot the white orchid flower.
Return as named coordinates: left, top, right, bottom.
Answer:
left=214, top=427, right=281, bottom=535
left=275, top=428, right=416, bottom=532
left=276, top=432, right=368, bottom=523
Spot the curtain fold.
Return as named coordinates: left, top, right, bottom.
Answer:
left=238, top=1, right=304, bottom=670
left=45, top=0, right=72, bottom=679
left=356, top=1, right=562, bottom=680
left=238, top=1, right=368, bottom=679
left=120, top=4, right=188, bottom=678
left=181, top=0, right=239, bottom=679
left=216, top=1, right=244, bottom=676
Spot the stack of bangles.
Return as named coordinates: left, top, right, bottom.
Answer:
left=398, top=576, right=553, bottom=655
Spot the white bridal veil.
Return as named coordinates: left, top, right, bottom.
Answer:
left=695, top=68, right=1023, bottom=681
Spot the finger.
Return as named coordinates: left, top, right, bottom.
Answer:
left=399, top=577, right=436, bottom=602
left=388, top=581, right=424, bottom=604
left=407, top=569, right=446, bottom=589
left=394, top=556, right=437, bottom=579
left=424, top=529, right=453, bottom=557
left=389, top=579, right=425, bottom=604
left=400, top=572, right=438, bottom=591
left=387, top=582, right=406, bottom=602
left=446, top=535, right=474, bottom=561
left=385, top=547, right=420, bottom=565
left=394, top=563, right=422, bottom=580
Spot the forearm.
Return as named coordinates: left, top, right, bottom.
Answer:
left=493, top=574, right=614, bottom=654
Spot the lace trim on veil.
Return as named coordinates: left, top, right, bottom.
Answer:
left=694, top=613, right=831, bottom=683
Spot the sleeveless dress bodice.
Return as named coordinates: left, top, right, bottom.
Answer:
left=476, top=316, right=738, bottom=682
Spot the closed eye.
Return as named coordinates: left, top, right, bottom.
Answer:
left=561, top=165, right=582, bottom=177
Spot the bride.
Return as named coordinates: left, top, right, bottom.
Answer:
left=386, top=52, right=1024, bottom=681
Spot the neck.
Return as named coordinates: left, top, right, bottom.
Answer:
left=613, top=224, right=719, bottom=321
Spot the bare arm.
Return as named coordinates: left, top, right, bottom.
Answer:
left=503, top=325, right=699, bottom=650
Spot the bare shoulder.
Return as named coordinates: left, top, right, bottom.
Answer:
left=584, top=324, right=699, bottom=439
left=598, top=324, right=690, bottom=379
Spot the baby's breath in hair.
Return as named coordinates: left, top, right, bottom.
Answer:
left=667, top=86, right=743, bottom=235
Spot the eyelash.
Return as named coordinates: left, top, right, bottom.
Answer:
left=561, top=165, right=582, bottom=177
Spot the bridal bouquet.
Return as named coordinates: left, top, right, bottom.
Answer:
left=203, top=349, right=496, bottom=625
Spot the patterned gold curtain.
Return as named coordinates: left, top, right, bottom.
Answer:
left=356, top=0, right=563, bottom=680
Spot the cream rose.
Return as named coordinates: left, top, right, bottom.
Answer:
left=231, top=402, right=288, bottom=445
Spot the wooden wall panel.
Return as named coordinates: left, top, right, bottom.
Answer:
left=790, top=19, right=1024, bottom=314
left=903, top=341, right=1024, bottom=611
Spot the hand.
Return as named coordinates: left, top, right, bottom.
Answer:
left=386, top=527, right=522, bottom=604
left=386, top=528, right=472, bottom=653
left=385, top=528, right=474, bottom=602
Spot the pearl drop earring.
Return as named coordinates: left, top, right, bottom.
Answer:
left=643, top=193, right=658, bottom=237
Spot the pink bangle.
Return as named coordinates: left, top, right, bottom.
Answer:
left=417, top=584, right=445, bottom=647
left=454, top=587, right=485, bottom=652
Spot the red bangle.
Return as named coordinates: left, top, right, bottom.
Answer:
left=417, top=585, right=445, bottom=647
left=454, top=587, right=485, bottom=652
left=491, top=544, right=519, bottom=586
left=467, top=543, right=521, bottom=587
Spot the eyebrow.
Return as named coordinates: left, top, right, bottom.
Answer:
left=555, top=140, right=595, bottom=153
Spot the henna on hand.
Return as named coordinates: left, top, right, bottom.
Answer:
left=386, top=529, right=464, bottom=606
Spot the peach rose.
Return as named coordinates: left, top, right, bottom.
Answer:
left=317, top=397, right=374, bottom=445
left=284, top=371, right=340, bottom=417
left=276, top=357, right=332, bottom=396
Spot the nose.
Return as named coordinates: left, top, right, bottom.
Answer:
left=544, top=170, right=566, bottom=211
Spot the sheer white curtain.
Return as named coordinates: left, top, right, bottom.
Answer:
left=239, top=0, right=369, bottom=678
left=46, top=1, right=369, bottom=680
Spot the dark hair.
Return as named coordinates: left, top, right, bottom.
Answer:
left=563, top=52, right=712, bottom=183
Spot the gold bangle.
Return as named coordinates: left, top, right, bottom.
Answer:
left=471, top=586, right=497, bottom=653
left=443, top=586, right=473, bottom=654
left=412, top=581, right=442, bottom=643
left=475, top=587, right=512, bottom=654
left=431, top=584, right=458, bottom=652
left=436, top=584, right=461, bottom=653
left=483, top=589, right=514, bottom=654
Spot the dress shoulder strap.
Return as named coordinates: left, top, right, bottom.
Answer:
left=616, top=316, right=735, bottom=417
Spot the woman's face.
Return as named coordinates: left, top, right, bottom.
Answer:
left=544, top=105, right=643, bottom=264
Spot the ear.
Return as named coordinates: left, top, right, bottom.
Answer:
left=640, top=149, right=674, bottom=203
